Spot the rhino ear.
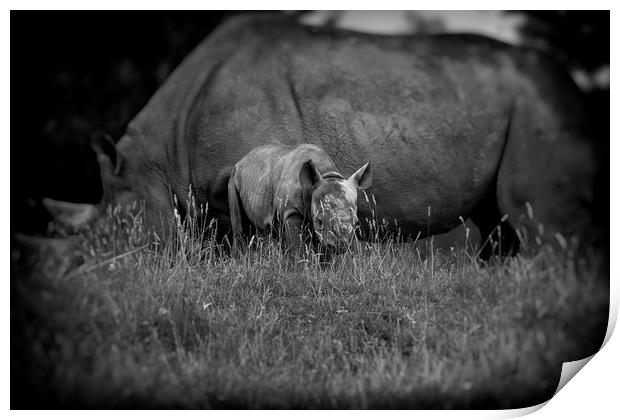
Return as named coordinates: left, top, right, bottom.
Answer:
left=299, top=159, right=324, bottom=188
left=91, top=132, right=123, bottom=177
left=349, top=162, right=372, bottom=189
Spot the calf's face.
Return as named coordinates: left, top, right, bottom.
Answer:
left=299, top=160, right=372, bottom=248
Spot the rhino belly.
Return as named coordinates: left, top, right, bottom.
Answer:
left=358, top=127, right=507, bottom=237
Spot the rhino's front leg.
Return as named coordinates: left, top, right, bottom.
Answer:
left=283, top=213, right=307, bottom=254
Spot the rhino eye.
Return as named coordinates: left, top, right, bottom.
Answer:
left=315, top=218, right=323, bottom=228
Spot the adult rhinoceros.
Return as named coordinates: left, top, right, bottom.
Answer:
left=45, top=14, right=600, bottom=256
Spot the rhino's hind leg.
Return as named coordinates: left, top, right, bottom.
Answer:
left=494, top=58, right=601, bottom=250
left=470, top=188, right=519, bottom=260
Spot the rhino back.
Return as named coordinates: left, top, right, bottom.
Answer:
left=233, top=142, right=292, bottom=229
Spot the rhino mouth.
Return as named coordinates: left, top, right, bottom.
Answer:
left=315, top=227, right=356, bottom=250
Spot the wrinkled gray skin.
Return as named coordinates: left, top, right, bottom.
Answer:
left=228, top=142, right=371, bottom=249
left=47, top=15, right=600, bottom=255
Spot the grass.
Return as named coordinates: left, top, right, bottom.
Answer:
left=11, top=202, right=609, bottom=409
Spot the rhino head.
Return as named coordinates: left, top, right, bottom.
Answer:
left=42, top=134, right=173, bottom=239
left=299, top=159, right=372, bottom=249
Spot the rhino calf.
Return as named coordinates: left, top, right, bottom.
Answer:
left=228, top=142, right=372, bottom=250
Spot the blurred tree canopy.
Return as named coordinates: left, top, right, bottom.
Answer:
left=515, top=11, right=609, bottom=75
left=513, top=11, right=609, bottom=163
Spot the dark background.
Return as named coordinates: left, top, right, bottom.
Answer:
left=11, top=11, right=609, bottom=235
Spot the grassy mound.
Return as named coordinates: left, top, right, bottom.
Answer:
left=11, top=205, right=608, bottom=408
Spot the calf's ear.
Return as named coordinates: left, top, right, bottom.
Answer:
left=91, top=132, right=124, bottom=177
left=349, top=162, right=372, bottom=189
left=299, top=159, right=324, bottom=187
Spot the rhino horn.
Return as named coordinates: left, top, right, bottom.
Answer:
left=42, top=198, right=98, bottom=229
left=14, top=232, right=77, bottom=255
